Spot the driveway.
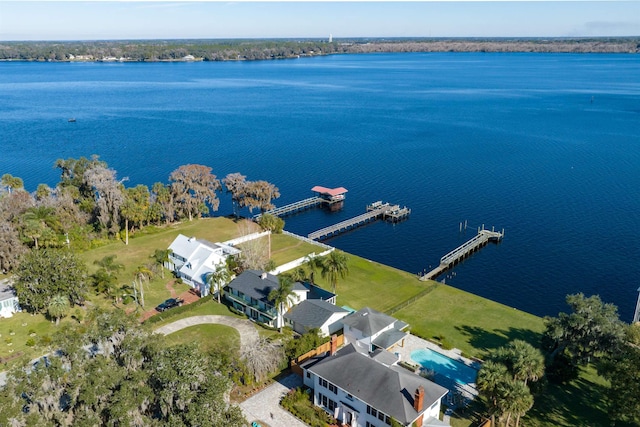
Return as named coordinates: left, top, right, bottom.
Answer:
left=153, top=315, right=259, bottom=351
left=240, top=373, right=308, bottom=427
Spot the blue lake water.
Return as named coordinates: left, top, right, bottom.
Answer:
left=1, top=53, right=639, bottom=321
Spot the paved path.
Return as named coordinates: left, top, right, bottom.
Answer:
left=154, top=315, right=259, bottom=350
left=240, top=373, right=307, bottom=427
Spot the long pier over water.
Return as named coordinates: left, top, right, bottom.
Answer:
left=254, top=186, right=347, bottom=221
left=308, top=201, right=411, bottom=241
left=420, top=227, right=504, bottom=281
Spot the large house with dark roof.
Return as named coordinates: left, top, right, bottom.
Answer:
left=302, top=342, right=450, bottom=427
left=226, top=270, right=338, bottom=329
left=342, top=307, right=410, bottom=353
left=167, top=234, right=241, bottom=297
left=284, top=299, right=350, bottom=336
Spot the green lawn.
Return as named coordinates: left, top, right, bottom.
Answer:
left=163, top=324, right=240, bottom=355
left=394, top=283, right=545, bottom=359
left=311, top=254, right=428, bottom=313
left=0, top=311, right=65, bottom=368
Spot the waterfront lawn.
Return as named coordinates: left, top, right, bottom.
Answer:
left=312, top=255, right=428, bottom=313
left=395, top=283, right=545, bottom=359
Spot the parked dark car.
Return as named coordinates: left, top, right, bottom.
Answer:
left=156, top=298, right=183, bottom=312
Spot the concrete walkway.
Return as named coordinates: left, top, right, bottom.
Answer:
left=240, top=373, right=308, bottom=427
left=154, top=315, right=259, bottom=351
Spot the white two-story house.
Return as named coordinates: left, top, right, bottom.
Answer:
left=303, top=341, right=450, bottom=427
left=167, top=234, right=241, bottom=297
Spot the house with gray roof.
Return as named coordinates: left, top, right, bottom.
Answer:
left=226, top=270, right=339, bottom=329
left=284, top=299, right=349, bottom=336
left=167, top=234, right=240, bottom=297
left=342, top=307, right=410, bottom=353
left=226, top=270, right=306, bottom=328
left=302, top=343, right=449, bottom=427
left=0, top=279, right=20, bottom=318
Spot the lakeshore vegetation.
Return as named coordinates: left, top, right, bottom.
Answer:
left=1, top=158, right=639, bottom=426
left=0, top=37, right=638, bottom=63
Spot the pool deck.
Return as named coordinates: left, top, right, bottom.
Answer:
left=393, top=334, right=480, bottom=402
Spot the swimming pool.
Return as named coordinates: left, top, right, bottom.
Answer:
left=410, top=348, right=478, bottom=385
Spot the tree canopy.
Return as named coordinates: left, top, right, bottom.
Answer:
left=14, top=248, right=89, bottom=313
left=0, top=309, right=246, bottom=427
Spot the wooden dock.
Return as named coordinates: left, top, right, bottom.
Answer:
left=254, top=186, right=348, bottom=221
left=254, top=196, right=323, bottom=221
left=308, top=201, right=411, bottom=240
left=420, top=227, right=504, bottom=281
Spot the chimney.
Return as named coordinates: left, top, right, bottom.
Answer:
left=414, top=386, right=425, bottom=426
left=330, top=334, right=338, bottom=356
left=261, top=272, right=267, bottom=280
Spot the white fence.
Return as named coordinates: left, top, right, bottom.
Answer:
left=222, top=230, right=271, bottom=246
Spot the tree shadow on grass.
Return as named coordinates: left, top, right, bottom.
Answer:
left=455, top=325, right=543, bottom=356
left=525, top=372, right=624, bottom=427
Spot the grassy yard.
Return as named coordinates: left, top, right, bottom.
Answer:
left=311, top=254, right=429, bottom=313
left=394, top=283, right=545, bottom=359
left=163, top=324, right=241, bottom=355
left=0, top=311, right=59, bottom=369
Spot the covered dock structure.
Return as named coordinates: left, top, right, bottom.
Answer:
left=254, top=186, right=348, bottom=221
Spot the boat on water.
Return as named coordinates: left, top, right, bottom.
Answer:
left=68, top=118, right=76, bottom=122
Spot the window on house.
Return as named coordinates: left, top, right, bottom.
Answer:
left=366, top=422, right=377, bottom=427
left=385, top=415, right=391, bottom=425
left=378, top=411, right=385, bottom=421
left=320, top=378, right=328, bottom=388
left=320, top=393, right=328, bottom=407
left=306, top=372, right=311, bottom=379
left=346, top=393, right=353, bottom=400
left=328, top=398, right=337, bottom=412
left=328, top=383, right=337, bottom=394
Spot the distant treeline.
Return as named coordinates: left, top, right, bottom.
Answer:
left=0, top=37, right=638, bottom=62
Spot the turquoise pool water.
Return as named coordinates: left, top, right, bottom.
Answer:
left=411, top=348, right=478, bottom=385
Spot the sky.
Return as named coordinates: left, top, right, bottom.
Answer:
left=0, top=1, right=638, bottom=41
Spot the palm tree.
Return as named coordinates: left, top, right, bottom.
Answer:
left=506, top=340, right=545, bottom=386
left=92, top=268, right=118, bottom=302
left=477, top=360, right=509, bottom=426
left=268, top=275, right=297, bottom=333
left=205, top=264, right=231, bottom=303
left=304, top=254, right=322, bottom=284
left=288, top=267, right=307, bottom=283
left=320, top=250, right=349, bottom=294
left=22, top=206, right=61, bottom=249
left=496, top=379, right=533, bottom=427
left=94, top=255, right=124, bottom=275
left=151, top=249, right=172, bottom=279
left=134, top=265, right=154, bottom=308
left=48, top=294, right=70, bottom=325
